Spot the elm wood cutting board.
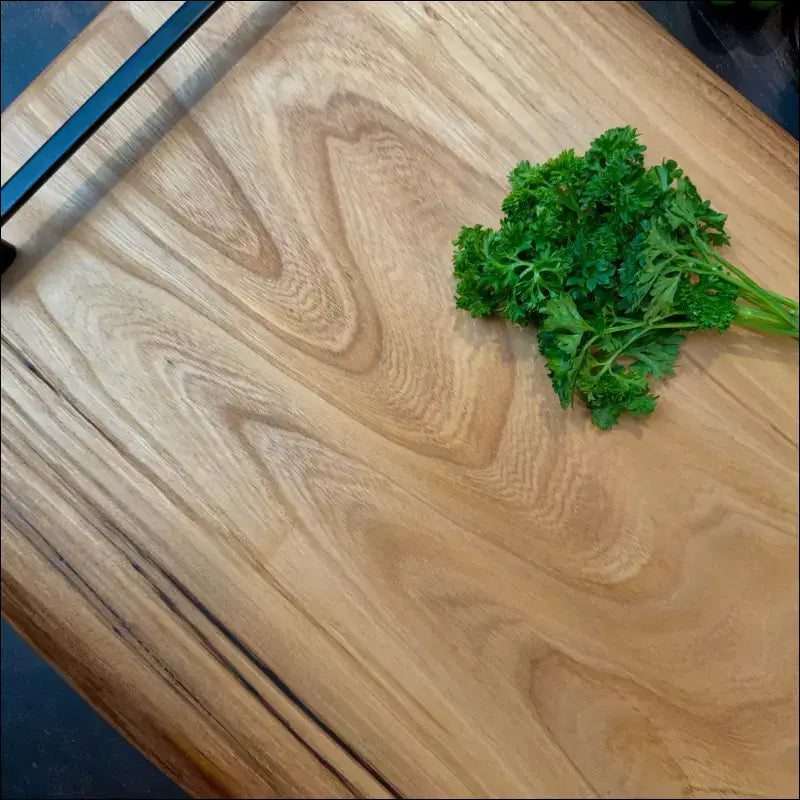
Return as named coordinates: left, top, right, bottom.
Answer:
left=1, top=1, right=797, bottom=797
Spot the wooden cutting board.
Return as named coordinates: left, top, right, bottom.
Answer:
left=1, top=2, right=797, bottom=797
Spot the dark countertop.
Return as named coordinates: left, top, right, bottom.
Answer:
left=640, top=0, right=798, bottom=139
left=1, top=623, right=187, bottom=799
left=0, top=1, right=109, bottom=112
left=1, top=2, right=797, bottom=798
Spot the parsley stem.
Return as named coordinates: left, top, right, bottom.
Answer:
left=678, top=254, right=796, bottom=328
left=596, top=329, right=648, bottom=377
left=735, top=315, right=799, bottom=337
left=515, top=261, right=562, bottom=277
left=605, top=316, right=684, bottom=334
left=735, top=305, right=798, bottom=336
left=577, top=334, right=599, bottom=365
left=604, top=321, right=644, bottom=333
left=714, top=266, right=795, bottom=319
left=727, top=276, right=799, bottom=311
left=688, top=237, right=797, bottom=327
left=596, top=321, right=696, bottom=377
left=647, top=322, right=698, bottom=330
left=737, top=305, right=787, bottom=321
left=766, top=292, right=798, bottom=311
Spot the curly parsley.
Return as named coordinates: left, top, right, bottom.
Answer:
left=453, top=126, right=798, bottom=430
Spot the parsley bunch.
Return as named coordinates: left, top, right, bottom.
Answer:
left=453, top=126, right=798, bottom=429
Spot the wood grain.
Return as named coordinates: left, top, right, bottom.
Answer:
left=1, top=2, right=797, bottom=797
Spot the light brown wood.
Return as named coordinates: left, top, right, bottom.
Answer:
left=1, top=2, right=797, bottom=797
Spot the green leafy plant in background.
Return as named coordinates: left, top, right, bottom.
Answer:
left=452, top=127, right=798, bottom=430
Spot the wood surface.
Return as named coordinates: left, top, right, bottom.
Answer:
left=1, top=1, right=798, bottom=797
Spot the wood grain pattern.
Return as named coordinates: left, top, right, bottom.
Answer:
left=1, top=2, right=797, bottom=797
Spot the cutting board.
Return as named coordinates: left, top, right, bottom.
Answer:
left=1, top=2, right=797, bottom=797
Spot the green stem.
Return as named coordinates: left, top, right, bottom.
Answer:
left=578, top=334, right=599, bottom=361
left=684, top=259, right=795, bottom=328
left=605, top=316, right=687, bottom=334
left=688, top=238, right=797, bottom=327
left=605, top=321, right=647, bottom=334
left=735, top=315, right=799, bottom=337
left=596, top=329, right=648, bottom=377
left=734, top=305, right=799, bottom=337
left=736, top=305, right=788, bottom=324
left=516, top=262, right=562, bottom=277
left=715, top=261, right=799, bottom=323
left=734, top=279, right=800, bottom=311
left=766, top=291, right=798, bottom=312
left=648, top=322, right=699, bottom=331
left=737, top=287, right=797, bottom=324
left=596, top=321, right=697, bottom=377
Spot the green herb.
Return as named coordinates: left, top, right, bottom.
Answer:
left=453, top=126, right=798, bottom=429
